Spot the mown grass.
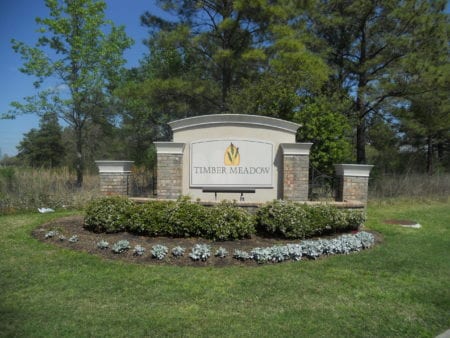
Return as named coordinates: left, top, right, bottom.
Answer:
left=0, top=200, right=449, bottom=337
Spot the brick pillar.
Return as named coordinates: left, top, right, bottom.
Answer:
left=95, top=161, right=134, bottom=196
left=280, top=143, right=313, bottom=201
left=334, top=164, right=374, bottom=204
left=154, top=142, right=185, bottom=199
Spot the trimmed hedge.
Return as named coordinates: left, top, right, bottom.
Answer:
left=129, top=200, right=175, bottom=236
left=84, top=197, right=365, bottom=240
left=84, top=197, right=255, bottom=241
left=207, top=201, right=255, bottom=241
left=84, top=196, right=135, bottom=233
left=256, top=200, right=365, bottom=239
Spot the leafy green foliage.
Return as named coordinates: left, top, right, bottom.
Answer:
left=171, top=246, right=185, bottom=257
left=84, top=197, right=134, bottom=233
left=127, top=198, right=255, bottom=240
left=214, top=247, right=228, bottom=258
left=133, top=245, right=146, bottom=256
left=85, top=197, right=364, bottom=241
left=9, top=0, right=133, bottom=186
left=233, top=249, right=251, bottom=261
left=206, top=201, right=255, bottom=241
left=294, top=96, right=352, bottom=174
left=165, top=197, right=208, bottom=237
left=256, top=200, right=365, bottom=239
left=129, top=200, right=174, bottom=236
left=151, top=244, right=168, bottom=260
left=189, top=244, right=211, bottom=261
left=111, top=240, right=131, bottom=254
left=96, top=239, right=109, bottom=250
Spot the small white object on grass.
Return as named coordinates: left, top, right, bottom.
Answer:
left=38, top=208, right=55, bottom=213
left=399, top=223, right=422, bottom=229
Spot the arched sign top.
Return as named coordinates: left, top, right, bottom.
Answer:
left=169, top=114, right=301, bottom=134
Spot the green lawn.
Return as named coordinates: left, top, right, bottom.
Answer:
left=1, top=200, right=449, bottom=337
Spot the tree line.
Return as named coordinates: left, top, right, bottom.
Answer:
left=2, top=0, right=449, bottom=186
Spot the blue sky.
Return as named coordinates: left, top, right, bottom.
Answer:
left=0, top=0, right=167, bottom=157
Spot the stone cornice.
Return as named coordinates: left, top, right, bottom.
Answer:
left=169, top=114, right=301, bottom=134
left=334, top=164, right=374, bottom=177
left=280, top=143, right=313, bottom=155
left=95, top=160, right=134, bottom=173
left=154, top=142, right=185, bottom=154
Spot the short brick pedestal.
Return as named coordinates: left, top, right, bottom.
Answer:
left=334, top=164, right=373, bottom=204
left=155, top=142, right=185, bottom=199
left=95, top=161, right=134, bottom=196
left=280, top=143, right=313, bottom=201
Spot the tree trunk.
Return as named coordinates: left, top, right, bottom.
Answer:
left=356, top=116, right=366, bottom=164
left=427, top=135, right=433, bottom=175
left=75, top=126, right=84, bottom=187
left=355, top=93, right=367, bottom=164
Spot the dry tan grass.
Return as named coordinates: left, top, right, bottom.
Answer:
left=0, top=166, right=100, bottom=213
left=369, top=172, right=450, bottom=200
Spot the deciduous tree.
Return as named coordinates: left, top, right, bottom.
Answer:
left=7, top=0, right=133, bottom=186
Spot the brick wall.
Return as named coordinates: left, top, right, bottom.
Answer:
left=283, top=155, right=309, bottom=201
left=334, top=164, right=373, bottom=204
left=99, top=173, right=131, bottom=196
left=156, top=153, right=183, bottom=199
left=336, top=176, right=369, bottom=202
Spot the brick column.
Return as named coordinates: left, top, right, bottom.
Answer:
left=95, top=161, right=134, bottom=196
left=154, top=142, right=185, bottom=199
left=334, top=164, right=374, bottom=204
left=280, top=143, right=313, bottom=201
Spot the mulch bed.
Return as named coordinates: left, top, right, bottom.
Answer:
left=32, top=216, right=382, bottom=267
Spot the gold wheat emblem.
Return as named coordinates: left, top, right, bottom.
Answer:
left=224, top=143, right=240, bottom=166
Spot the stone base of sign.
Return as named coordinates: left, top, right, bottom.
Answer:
left=155, top=142, right=184, bottom=199
left=95, top=161, right=134, bottom=196
left=334, top=164, right=373, bottom=204
left=281, top=143, right=312, bottom=201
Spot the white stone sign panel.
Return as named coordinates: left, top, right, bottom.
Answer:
left=190, top=139, right=273, bottom=188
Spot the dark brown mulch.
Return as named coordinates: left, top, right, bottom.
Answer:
left=32, top=216, right=381, bottom=267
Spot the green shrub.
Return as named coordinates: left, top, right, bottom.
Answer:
left=84, top=197, right=361, bottom=240
left=256, top=200, right=365, bottom=239
left=84, top=196, right=135, bottom=233
left=165, top=197, right=210, bottom=237
left=129, top=200, right=174, bottom=236
left=342, top=210, right=366, bottom=231
left=206, top=201, right=255, bottom=240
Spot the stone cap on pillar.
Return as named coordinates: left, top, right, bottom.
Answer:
left=334, top=164, right=374, bottom=177
left=95, top=160, right=134, bottom=173
left=280, top=143, right=313, bottom=155
left=154, top=142, right=185, bottom=154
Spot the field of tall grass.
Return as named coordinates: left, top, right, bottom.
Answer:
left=1, top=166, right=448, bottom=214
left=0, top=167, right=100, bottom=214
left=369, top=172, right=450, bottom=200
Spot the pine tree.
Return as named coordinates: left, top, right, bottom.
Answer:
left=17, top=112, right=65, bottom=168
left=306, top=0, right=448, bottom=164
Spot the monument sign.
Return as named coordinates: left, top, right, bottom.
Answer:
left=155, top=114, right=312, bottom=202
left=190, top=139, right=273, bottom=188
